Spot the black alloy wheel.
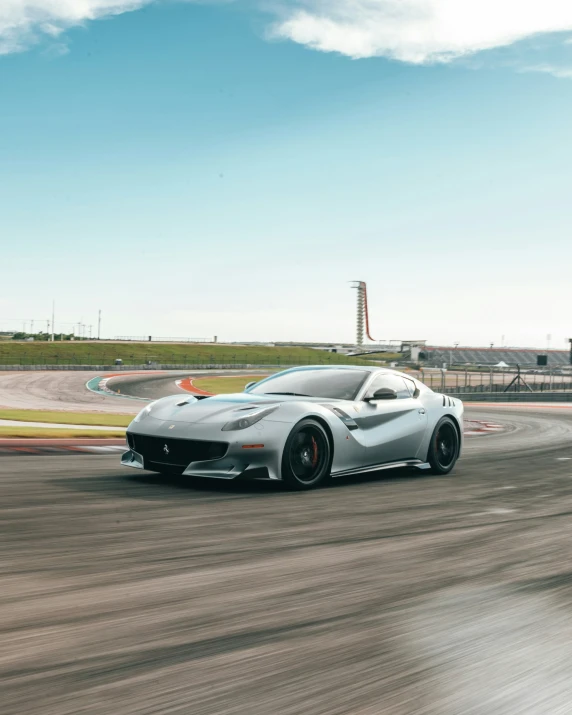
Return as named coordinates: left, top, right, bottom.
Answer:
left=428, top=417, right=460, bottom=474
left=281, top=419, right=332, bottom=490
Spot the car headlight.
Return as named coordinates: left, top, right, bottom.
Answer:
left=133, top=401, right=157, bottom=422
left=221, top=405, right=279, bottom=431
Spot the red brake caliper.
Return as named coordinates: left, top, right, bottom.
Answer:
left=311, top=437, right=319, bottom=467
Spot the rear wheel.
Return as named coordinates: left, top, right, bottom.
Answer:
left=427, top=417, right=460, bottom=474
left=281, top=419, right=331, bottom=490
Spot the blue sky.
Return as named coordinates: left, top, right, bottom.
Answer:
left=2, top=1, right=572, bottom=347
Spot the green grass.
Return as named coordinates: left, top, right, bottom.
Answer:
left=0, top=427, right=125, bottom=439
left=0, top=341, right=370, bottom=367
left=0, top=409, right=133, bottom=427
left=192, top=375, right=267, bottom=395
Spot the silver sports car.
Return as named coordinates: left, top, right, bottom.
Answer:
left=122, top=366, right=463, bottom=490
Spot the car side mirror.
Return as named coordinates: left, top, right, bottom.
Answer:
left=244, top=381, right=257, bottom=391
left=365, top=387, right=398, bottom=402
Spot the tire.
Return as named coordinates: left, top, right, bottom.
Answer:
left=427, top=417, right=460, bottom=475
left=281, top=419, right=332, bottom=490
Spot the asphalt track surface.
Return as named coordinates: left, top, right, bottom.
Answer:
left=0, top=370, right=270, bottom=413
left=4, top=404, right=572, bottom=715
left=0, top=371, right=141, bottom=414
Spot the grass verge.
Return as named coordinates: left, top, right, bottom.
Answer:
left=0, top=341, right=369, bottom=366
left=0, top=427, right=126, bottom=439
left=0, top=409, right=133, bottom=427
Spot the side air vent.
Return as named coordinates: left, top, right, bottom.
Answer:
left=325, top=405, right=359, bottom=430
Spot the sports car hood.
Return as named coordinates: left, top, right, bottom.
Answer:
left=146, top=393, right=281, bottom=424
left=142, top=392, right=343, bottom=425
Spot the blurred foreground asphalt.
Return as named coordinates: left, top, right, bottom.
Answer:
left=2, top=406, right=572, bottom=715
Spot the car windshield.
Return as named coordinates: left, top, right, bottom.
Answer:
left=248, top=369, right=369, bottom=401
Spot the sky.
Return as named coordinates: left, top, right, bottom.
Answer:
left=1, top=0, right=572, bottom=348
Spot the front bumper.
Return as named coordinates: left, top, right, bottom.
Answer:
left=121, top=448, right=272, bottom=480
left=121, top=421, right=286, bottom=480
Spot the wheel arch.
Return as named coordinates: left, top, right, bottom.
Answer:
left=425, top=412, right=463, bottom=461
left=309, top=415, right=335, bottom=460
left=447, top=413, right=463, bottom=445
left=292, top=413, right=335, bottom=468
left=280, top=414, right=335, bottom=489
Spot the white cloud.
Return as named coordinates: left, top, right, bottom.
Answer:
left=42, top=41, right=71, bottom=58
left=0, top=0, right=152, bottom=54
left=523, top=63, right=572, bottom=78
left=3, top=0, right=572, bottom=69
left=272, top=0, right=572, bottom=63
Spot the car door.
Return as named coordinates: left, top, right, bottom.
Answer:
left=354, top=374, right=428, bottom=466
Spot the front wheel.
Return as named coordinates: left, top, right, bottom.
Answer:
left=427, top=417, right=460, bottom=474
left=281, top=419, right=332, bottom=490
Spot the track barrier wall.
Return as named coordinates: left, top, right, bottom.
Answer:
left=459, top=392, right=572, bottom=403
left=0, top=364, right=287, bottom=371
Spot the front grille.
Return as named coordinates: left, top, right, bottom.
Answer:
left=128, top=433, right=228, bottom=468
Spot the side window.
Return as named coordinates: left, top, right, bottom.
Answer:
left=403, top=377, right=418, bottom=397
left=365, top=374, right=411, bottom=400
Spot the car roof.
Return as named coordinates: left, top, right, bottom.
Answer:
left=276, top=365, right=420, bottom=381
left=278, top=365, right=400, bottom=375
left=278, top=364, right=375, bottom=372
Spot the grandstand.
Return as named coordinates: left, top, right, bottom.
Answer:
left=424, top=346, right=571, bottom=367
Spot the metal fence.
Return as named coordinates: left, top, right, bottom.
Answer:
left=0, top=356, right=366, bottom=370
left=417, top=367, right=572, bottom=394
left=0, top=353, right=371, bottom=368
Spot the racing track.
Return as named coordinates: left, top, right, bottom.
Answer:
left=0, top=370, right=271, bottom=412
left=103, top=370, right=271, bottom=400
left=0, top=371, right=141, bottom=414
left=3, top=374, right=572, bottom=713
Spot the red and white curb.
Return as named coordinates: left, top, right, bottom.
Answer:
left=464, top=420, right=505, bottom=437
left=176, top=377, right=213, bottom=396
left=176, top=376, right=264, bottom=396
left=0, top=439, right=126, bottom=455
left=0, top=445, right=127, bottom=455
